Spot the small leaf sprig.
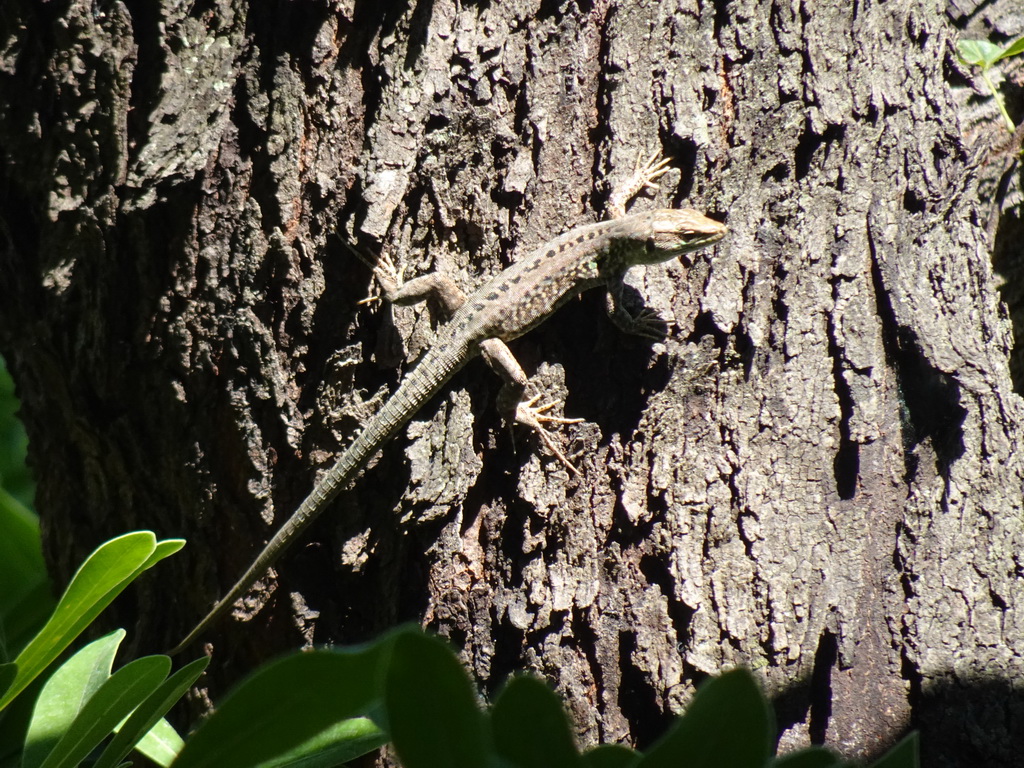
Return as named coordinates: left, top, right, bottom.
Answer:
left=957, top=35, right=1024, bottom=132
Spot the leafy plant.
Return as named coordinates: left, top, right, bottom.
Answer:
left=0, top=356, right=48, bottom=657
left=21, top=631, right=207, bottom=768
left=0, top=532, right=183, bottom=709
left=0, top=355, right=33, bottom=507
left=957, top=35, right=1024, bottom=132
left=171, top=627, right=918, bottom=768
left=171, top=642, right=388, bottom=768
left=0, top=532, right=203, bottom=768
left=0, top=538, right=920, bottom=768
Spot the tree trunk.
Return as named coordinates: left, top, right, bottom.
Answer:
left=1, top=0, right=1021, bottom=764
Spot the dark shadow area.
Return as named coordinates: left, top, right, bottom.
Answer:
left=618, top=630, right=675, bottom=750
left=869, top=241, right=967, bottom=479
left=912, top=673, right=1024, bottom=768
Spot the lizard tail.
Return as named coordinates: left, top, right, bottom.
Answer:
left=168, top=340, right=473, bottom=655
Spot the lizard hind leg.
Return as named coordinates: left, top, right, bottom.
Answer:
left=480, top=338, right=583, bottom=476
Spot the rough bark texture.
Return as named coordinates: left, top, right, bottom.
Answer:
left=1, top=0, right=1022, bottom=764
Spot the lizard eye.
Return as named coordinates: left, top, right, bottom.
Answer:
left=645, top=237, right=657, bottom=253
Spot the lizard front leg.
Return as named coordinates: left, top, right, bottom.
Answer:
left=604, top=278, right=669, bottom=340
left=604, top=152, right=678, bottom=338
left=359, top=250, right=468, bottom=320
left=606, top=151, right=674, bottom=220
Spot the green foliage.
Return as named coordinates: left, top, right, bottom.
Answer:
left=642, top=668, right=770, bottom=767
left=0, top=516, right=920, bottom=768
left=492, top=675, right=583, bottom=768
left=0, top=356, right=33, bottom=507
left=957, top=35, right=1024, bottom=132
left=580, top=744, right=638, bottom=768
left=92, top=655, right=208, bottom=768
left=167, top=627, right=918, bottom=768
left=172, top=642, right=387, bottom=768
left=0, top=532, right=184, bottom=710
left=770, top=747, right=844, bottom=767
left=0, top=533, right=202, bottom=768
left=25, top=635, right=171, bottom=768
left=0, top=490, right=50, bottom=658
left=382, top=631, right=489, bottom=768
left=0, top=357, right=49, bottom=658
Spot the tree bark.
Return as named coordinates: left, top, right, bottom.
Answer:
left=1, top=0, right=1021, bottom=764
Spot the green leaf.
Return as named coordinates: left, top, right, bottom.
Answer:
left=997, top=35, right=1024, bottom=61
left=384, top=630, right=492, bottom=768
left=0, top=673, right=44, bottom=767
left=0, top=354, right=45, bottom=656
left=22, top=630, right=126, bottom=768
left=0, top=532, right=182, bottom=711
left=581, top=743, right=639, bottom=768
left=172, top=644, right=385, bottom=768
left=957, top=39, right=1004, bottom=68
left=491, top=675, right=582, bottom=768
left=0, top=487, right=45, bottom=610
left=253, top=717, right=386, bottom=768
left=38, top=655, right=169, bottom=768
left=141, top=539, right=187, bottom=571
left=133, top=718, right=186, bottom=768
left=0, top=485, right=50, bottom=656
left=94, top=656, right=209, bottom=768
left=637, top=669, right=773, bottom=768
left=0, top=355, right=34, bottom=506
left=869, top=733, right=918, bottom=768
left=771, top=746, right=843, bottom=767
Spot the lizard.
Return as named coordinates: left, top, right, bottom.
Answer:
left=169, top=154, right=726, bottom=655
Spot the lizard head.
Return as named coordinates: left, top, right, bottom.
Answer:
left=635, top=208, right=726, bottom=264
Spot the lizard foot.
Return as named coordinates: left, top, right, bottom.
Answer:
left=616, top=306, right=670, bottom=340
left=607, top=151, right=675, bottom=219
left=345, top=241, right=402, bottom=305
left=514, top=394, right=583, bottom=476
